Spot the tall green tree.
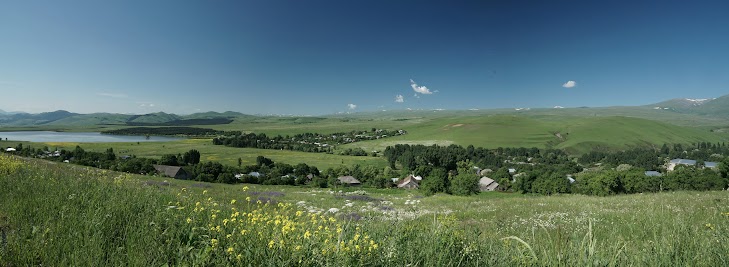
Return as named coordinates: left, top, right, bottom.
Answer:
left=450, top=161, right=479, bottom=196
left=182, top=149, right=201, bottom=165
left=420, top=167, right=448, bottom=196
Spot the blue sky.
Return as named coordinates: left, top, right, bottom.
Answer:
left=1, top=0, right=728, bottom=115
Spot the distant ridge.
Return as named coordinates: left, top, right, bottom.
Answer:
left=2, top=93, right=729, bottom=126
left=648, top=94, right=729, bottom=117
left=0, top=110, right=249, bottom=126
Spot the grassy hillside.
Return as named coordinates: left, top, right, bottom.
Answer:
left=2, top=155, right=728, bottom=266
left=342, top=115, right=729, bottom=154
left=555, top=116, right=728, bottom=154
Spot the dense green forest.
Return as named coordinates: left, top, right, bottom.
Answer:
left=102, top=127, right=228, bottom=136
left=213, top=129, right=405, bottom=155
left=125, top=118, right=234, bottom=126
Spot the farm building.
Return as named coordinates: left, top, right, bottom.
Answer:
left=667, top=159, right=696, bottom=171
left=153, top=164, right=191, bottom=180
left=337, top=176, right=361, bottom=186
left=397, top=175, right=420, bottom=189
left=644, top=171, right=663, bottom=177
left=479, top=177, right=499, bottom=191
left=705, top=161, right=719, bottom=169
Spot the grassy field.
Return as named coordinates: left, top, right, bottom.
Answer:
left=2, top=113, right=728, bottom=171
left=0, top=139, right=387, bottom=170
left=2, top=155, right=728, bottom=266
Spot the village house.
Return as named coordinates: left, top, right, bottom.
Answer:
left=479, top=177, right=499, bottom=191
left=153, top=164, right=191, bottom=180
left=337, top=176, right=361, bottom=186
left=397, top=175, right=420, bottom=189
left=667, top=159, right=696, bottom=171
left=704, top=161, right=719, bottom=169
left=644, top=171, right=663, bottom=177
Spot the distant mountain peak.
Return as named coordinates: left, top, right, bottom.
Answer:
left=684, top=98, right=715, bottom=104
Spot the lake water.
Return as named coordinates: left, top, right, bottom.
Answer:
left=0, top=131, right=184, bottom=143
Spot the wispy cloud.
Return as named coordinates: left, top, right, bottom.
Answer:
left=97, top=92, right=128, bottom=98
left=410, top=79, right=435, bottom=95
left=395, top=94, right=404, bottom=103
left=562, top=80, right=576, bottom=88
left=347, top=103, right=357, bottom=110
left=139, top=103, right=156, bottom=108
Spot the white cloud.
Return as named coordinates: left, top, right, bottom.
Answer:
left=97, top=92, right=128, bottom=98
left=347, top=103, right=357, bottom=110
left=562, top=80, right=576, bottom=88
left=410, top=79, right=434, bottom=94
left=395, top=95, right=404, bottom=103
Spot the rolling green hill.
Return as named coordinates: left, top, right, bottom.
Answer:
left=341, top=115, right=729, bottom=155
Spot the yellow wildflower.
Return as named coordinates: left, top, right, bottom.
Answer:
left=304, top=230, right=312, bottom=239
left=231, top=199, right=237, bottom=205
left=211, top=238, right=219, bottom=247
left=226, top=247, right=234, bottom=254
left=236, top=254, right=242, bottom=261
left=203, top=190, right=208, bottom=195
left=268, top=240, right=275, bottom=248
left=242, top=186, right=249, bottom=191
left=186, top=218, right=192, bottom=224
left=246, top=197, right=251, bottom=202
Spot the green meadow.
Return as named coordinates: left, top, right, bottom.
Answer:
left=0, top=139, right=385, bottom=170
left=2, top=155, right=728, bottom=266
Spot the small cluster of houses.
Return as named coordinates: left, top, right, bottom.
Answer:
left=644, top=158, right=720, bottom=176
left=336, top=168, right=504, bottom=192
left=150, top=158, right=723, bottom=189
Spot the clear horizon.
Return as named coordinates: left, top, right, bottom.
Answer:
left=2, top=1, right=728, bottom=115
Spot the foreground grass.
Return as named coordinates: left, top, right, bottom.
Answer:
left=1, top=156, right=728, bottom=266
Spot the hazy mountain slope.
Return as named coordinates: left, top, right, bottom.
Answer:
left=48, top=113, right=134, bottom=126
left=0, top=110, right=77, bottom=126
left=126, top=112, right=182, bottom=124
left=647, top=95, right=729, bottom=118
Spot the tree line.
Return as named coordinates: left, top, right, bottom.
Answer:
left=213, top=129, right=405, bottom=155
left=102, top=127, right=230, bottom=136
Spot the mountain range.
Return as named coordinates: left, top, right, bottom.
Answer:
left=1, top=94, right=728, bottom=127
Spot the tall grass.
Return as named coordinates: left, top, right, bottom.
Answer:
left=1, top=156, right=728, bottom=266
